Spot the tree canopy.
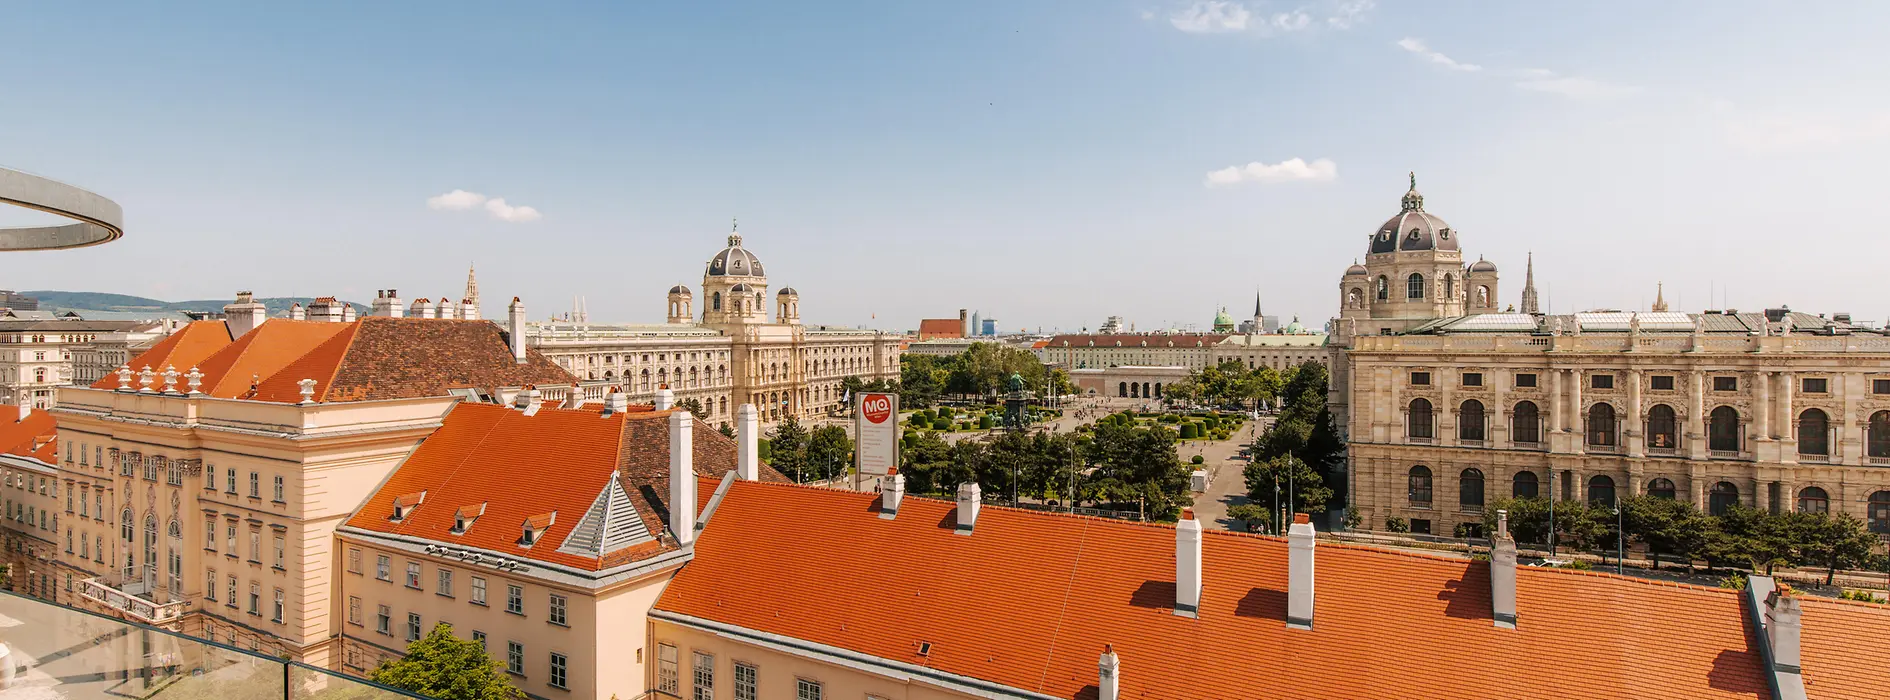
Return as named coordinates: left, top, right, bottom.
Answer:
left=370, top=623, right=525, bottom=700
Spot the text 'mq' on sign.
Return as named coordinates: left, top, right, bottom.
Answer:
left=855, top=391, right=898, bottom=476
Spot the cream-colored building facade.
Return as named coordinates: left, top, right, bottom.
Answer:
left=0, top=319, right=165, bottom=409
left=1329, top=177, right=1890, bottom=536
left=527, top=230, right=901, bottom=427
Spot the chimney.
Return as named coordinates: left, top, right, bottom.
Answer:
left=17, top=396, right=31, bottom=421
left=655, top=387, right=675, bottom=411
left=1491, top=509, right=1518, bottom=629
left=438, top=298, right=456, bottom=319
left=879, top=469, right=904, bottom=519
left=954, top=482, right=981, bottom=535
left=602, top=387, right=629, bottom=416
left=1175, top=508, right=1202, bottom=618
left=410, top=298, right=432, bottom=319
left=341, top=303, right=357, bottom=323
left=371, top=291, right=391, bottom=317
left=1286, top=513, right=1315, bottom=629
left=514, top=385, right=543, bottom=416
left=565, top=382, right=587, bottom=409
left=1765, top=589, right=1806, bottom=696
left=460, top=298, right=479, bottom=321
left=669, top=410, right=697, bottom=546
left=223, top=291, right=267, bottom=338
left=1098, top=645, right=1120, bottom=700
left=288, top=302, right=305, bottom=321
left=507, top=297, right=527, bottom=363
left=736, top=403, right=759, bottom=481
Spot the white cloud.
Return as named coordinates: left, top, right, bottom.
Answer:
left=426, top=189, right=487, bottom=210
left=427, top=189, right=543, bottom=222
left=1396, top=37, right=1481, bottom=72
left=1170, top=1, right=1251, bottom=33
left=483, top=198, right=543, bottom=223
left=1513, top=74, right=1638, bottom=100
left=1204, top=157, right=1338, bottom=186
left=1325, top=0, right=1373, bottom=28
left=1168, top=0, right=1368, bottom=35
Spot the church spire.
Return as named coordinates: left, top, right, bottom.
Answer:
left=463, top=263, right=480, bottom=318
left=1520, top=251, right=1540, bottom=315
left=1651, top=281, right=1669, bottom=312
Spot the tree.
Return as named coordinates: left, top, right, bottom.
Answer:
left=718, top=423, right=736, bottom=439
left=1619, top=495, right=1712, bottom=570
left=1242, top=454, right=1332, bottom=516
left=1790, top=512, right=1883, bottom=585
left=898, top=431, right=954, bottom=494
left=371, top=623, right=524, bottom=700
left=1227, top=503, right=1272, bottom=533
left=1706, top=504, right=1796, bottom=574
left=769, top=417, right=810, bottom=482
left=674, top=398, right=706, bottom=417
left=1084, top=420, right=1190, bottom=518
left=1482, top=497, right=1553, bottom=545
left=805, top=425, right=853, bottom=481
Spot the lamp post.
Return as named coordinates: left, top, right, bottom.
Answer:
left=1548, top=474, right=1557, bottom=558
left=1613, top=503, right=1624, bottom=575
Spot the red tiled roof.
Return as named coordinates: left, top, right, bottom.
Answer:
left=89, top=320, right=233, bottom=388
left=0, top=405, right=58, bottom=463
left=344, top=402, right=788, bottom=571
left=656, top=482, right=1890, bottom=699
left=917, top=319, right=963, bottom=339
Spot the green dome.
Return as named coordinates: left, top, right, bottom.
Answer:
left=1284, top=316, right=1306, bottom=334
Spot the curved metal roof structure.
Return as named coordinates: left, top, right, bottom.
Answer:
left=0, top=166, right=123, bottom=250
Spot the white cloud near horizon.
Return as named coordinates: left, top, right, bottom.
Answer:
left=1397, top=38, right=1637, bottom=101
left=1396, top=37, right=1481, bottom=72
left=1170, top=1, right=1251, bottom=32
left=1205, top=157, right=1338, bottom=186
left=1168, top=0, right=1371, bottom=35
left=427, top=189, right=542, bottom=222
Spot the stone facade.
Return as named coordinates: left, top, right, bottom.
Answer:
left=0, top=319, right=165, bottom=408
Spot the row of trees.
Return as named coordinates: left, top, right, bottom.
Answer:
left=897, top=417, right=1192, bottom=520
left=767, top=417, right=854, bottom=483
left=1479, top=496, right=1885, bottom=584
left=1161, top=359, right=1285, bottom=409
left=1232, top=363, right=1346, bottom=531
left=898, top=344, right=1072, bottom=407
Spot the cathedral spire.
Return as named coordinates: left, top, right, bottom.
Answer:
left=463, top=263, right=480, bottom=316
left=1520, top=251, right=1540, bottom=315
left=1651, top=281, right=1669, bottom=312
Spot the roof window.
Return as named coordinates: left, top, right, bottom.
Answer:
left=451, top=503, right=487, bottom=534
left=390, top=491, right=426, bottom=523
left=520, top=512, right=557, bottom=547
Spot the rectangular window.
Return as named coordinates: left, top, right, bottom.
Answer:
left=207, top=569, right=217, bottom=601
left=376, top=555, right=391, bottom=581
left=205, top=517, right=217, bottom=550
left=692, top=652, right=714, bottom=700
left=249, top=472, right=259, bottom=498
left=406, top=562, right=422, bottom=589
left=272, top=589, right=284, bottom=623
left=249, top=530, right=261, bottom=561
left=1651, top=375, right=1675, bottom=391
left=507, top=642, right=524, bottom=675
left=506, top=584, right=523, bottom=614
left=226, top=523, right=237, bottom=554
left=796, top=678, right=823, bottom=700
left=1590, top=374, right=1614, bottom=389
left=1714, top=376, right=1738, bottom=392
left=273, top=534, right=284, bottom=568
left=206, top=464, right=216, bottom=490
left=548, top=593, right=567, bottom=626
left=734, top=663, right=758, bottom=700
left=349, top=596, right=361, bottom=625
left=1514, top=373, right=1537, bottom=388
left=657, top=644, right=679, bottom=693
left=471, top=576, right=487, bottom=605
left=348, top=547, right=361, bottom=574
left=377, top=605, right=391, bottom=635
left=1876, top=379, right=1890, bottom=395
left=407, top=613, right=422, bottom=641
left=273, top=475, right=285, bottom=502
left=550, top=652, right=568, bottom=690
left=248, top=582, right=261, bottom=615
left=1410, top=371, right=1431, bottom=386
left=472, top=630, right=487, bottom=650
left=227, top=575, right=237, bottom=607
left=227, top=469, right=236, bottom=493
left=1460, top=372, right=1482, bottom=387
left=80, top=487, right=89, bottom=517
left=1409, top=519, right=1432, bottom=535
left=1802, top=377, right=1828, bottom=394
left=438, top=568, right=454, bottom=597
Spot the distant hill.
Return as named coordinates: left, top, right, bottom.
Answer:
left=23, top=290, right=369, bottom=319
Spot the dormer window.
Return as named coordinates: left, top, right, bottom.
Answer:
left=520, top=512, right=556, bottom=548
left=390, top=491, right=426, bottom=523
left=451, top=503, right=487, bottom=534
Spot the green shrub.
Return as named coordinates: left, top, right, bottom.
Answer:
left=1179, top=423, right=1199, bottom=439
left=1159, top=414, right=1180, bottom=423
left=978, top=414, right=994, bottom=429
left=1190, top=455, right=1204, bottom=465
left=1556, top=559, right=1594, bottom=571
left=938, top=406, right=955, bottom=420
left=1385, top=516, right=1410, bottom=533
left=932, top=418, right=952, bottom=431
left=1719, top=572, right=1749, bottom=591
left=758, top=438, right=773, bottom=461
left=1471, top=553, right=1492, bottom=562
left=1841, top=589, right=1884, bottom=603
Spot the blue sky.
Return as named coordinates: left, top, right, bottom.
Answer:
left=3, top=1, right=1887, bottom=331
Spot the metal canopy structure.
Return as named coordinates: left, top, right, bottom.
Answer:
left=0, top=166, right=123, bottom=250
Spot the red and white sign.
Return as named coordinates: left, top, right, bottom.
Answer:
left=855, top=391, right=899, bottom=476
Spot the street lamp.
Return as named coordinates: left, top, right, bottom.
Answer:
left=1613, top=503, right=1624, bottom=575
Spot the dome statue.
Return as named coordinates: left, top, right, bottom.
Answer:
left=1368, top=172, right=1458, bottom=255
left=706, top=229, right=765, bottom=278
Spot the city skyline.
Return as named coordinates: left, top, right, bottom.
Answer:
left=3, top=1, right=1888, bottom=329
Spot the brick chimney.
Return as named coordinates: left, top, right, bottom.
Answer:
left=1098, top=645, right=1120, bottom=700
left=737, top=403, right=759, bottom=481
left=1286, top=513, right=1315, bottom=630
left=1491, top=509, right=1518, bottom=629
left=1175, top=508, right=1203, bottom=618
left=670, top=410, right=697, bottom=547
left=507, top=297, right=527, bottom=363
left=879, top=469, right=904, bottom=520
left=223, top=291, right=267, bottom=338
left=955, top=482, right=981, bottom=535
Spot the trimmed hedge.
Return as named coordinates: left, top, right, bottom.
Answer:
left=1179, top=423, right=1199, bottom=439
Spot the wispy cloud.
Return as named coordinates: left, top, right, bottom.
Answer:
left=1205, top=157, right=1338, bottom=186
left=427, top=189, right=543, bottom=223
left=1167, top=1, right=1371, bottom=35
left=1395, top=37, right=1481, bottom=72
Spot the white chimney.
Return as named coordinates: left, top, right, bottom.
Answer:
left=410, top=298, right=432, bottom=319
left=17, top=397, right=31, bottom=421
left=515, top=385, right=542, bottom=416
left=460, top=298, right=479, bottom=321
left=603, top=388, right=629, bottom=416
left=1098, top=645, right=1120, bottom=700
left=1491, top=509, right=1518, bottom=629
left=670, top=410, right=697, bottom=546
left=1286, top=513, right=1315, bottom=630
left=505, top=297, right=528, bottom=363
left=565, top=383, right=587, bottom=409
left=370, top=291, right=392, bottom=317
left=223, top=291, right=267, bottom=338
left=655, top=387, right=675, bottom=411
left=736, top=403, right=759, bottom=481
left=438, top=298, right=455, bottom=320
left=1767, top=590, right=1804, bottom=677
left=288, top=302, right=305, bottom=321
left=341, top=303, right=357, bottom=323
left=879, top=469, right=904, bottom=519
left=1175, top=508, right=1202, bottom=618
left=955, top=482, right=981, bottom=535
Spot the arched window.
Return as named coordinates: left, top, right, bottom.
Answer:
left=1648, top=478, right=1676, bottom=499
left=1869, top=491, right=1890, bottom=533
left=121, top=508, right=134, bottom=542
left=1587, top=403, right=1617, bottom=446
left=1797, top=408, right=1829, bottom=456
left=1870, top=411, right=1890, bottom=458
left=1347, top=288, right=1361, bottom=308
left=1458, top=400, right=1485, bottom=441
left=1709, top=406, right=1740, bottom=452
left=1376, top=276, right=1389, bottom=301
left=1709, top=481, right=1739, bottom=516
left=1407, top=466, right=1433, bottom=506
left=1587, top=475, right=1616, bottom=507
left=1443, top=274, right=1454, bottom=299
left=1511, top=401, right=1541, bottom=444
left=711, top=292, right=722, bottom=311
left=1407, top=398, right=1434, bottom=439
left=1796, top=486, right=1829, bottom=514
left=1647, top=404, right=1677, bottom=449
left=1406, top=273, right=1425, bottom=300
left=1512, top=470, right=1538, bottom=498
left=1459, top=468, right=1485, bottom=509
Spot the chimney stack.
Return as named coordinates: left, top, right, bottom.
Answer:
left=670, top=410, right=697, bottom=547
left=1286, top=513, right=1315, bottom=630
left=655, top=387, right=675, bottom=411
left=514, top=385, right=543, bottom=416
left=460, top=298, right=479, bottom=321
left=1098, top=645, right=1120, bottom=700
left=1766, top=589, right=1806, bottom=697
left=1175, top=508, right=1202, bottom=618
left=17, top=396, right=31, bottom=421
left=438, top=298, right=456, bottom=320
left=410, top=298, right=432, bottom=319
left=223, top=291, right=267, bottom=338
left=341, top=303, right=357, bottom=323
left=955, top=482, right=981, bottom=535
left=1491, top=509, right=1518, bottom=629
left=288, top=302, right=305, bottom=321
left=736, top=403, right=759, bottom=480
left=879, top=469, right=904, bottom=519
left=602, top=387, right=629, bottom=416
left=507, top=297, right=527, bottom=363
left=564, top=382, right=587, bottom=409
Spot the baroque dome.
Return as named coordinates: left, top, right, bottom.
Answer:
left=669, top=284, right=691, bottom=295
left=1468, top=257, right=1497, bottom=273
left=1368, top=173, right=1459, bottom=255
left=706, top=232, right=765, bottom=278
left=777, top=287, right=798, bottom=296
left=1345, top=260, right=1369, bottom=276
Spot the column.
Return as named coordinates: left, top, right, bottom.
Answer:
left=1549, top=367, right=1564, bottom=433
left=1626, top=368, right=1644, bottom=458
left=1689, top=463, right=1706, bottom=506
left=1569, top=368, right=1584, bottom=455
left=1778, top=370, right=1796, bottom=462
left=1440, top=368, right=1456, bottom=444
left=1492, top=368, right=1510, bottom=450
left=1628, top=462, right=1645, bottom=496
left=1841, top=371, right=1862, bottom=466
left=1756, top=370, right=1772, bottom=440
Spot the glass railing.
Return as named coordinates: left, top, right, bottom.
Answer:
left=0, top=590, right=423, bottom=700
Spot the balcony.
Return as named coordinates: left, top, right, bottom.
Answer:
left=79, top=576, right=189, bottom=625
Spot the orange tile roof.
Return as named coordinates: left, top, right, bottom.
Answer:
left=917, top=319, right=963, bottom=340
left=344, top=402, right=788, bottom=571
left=656, top=483, right=1890, bottom=699
left=0, top=405, right=58, bottom=463
left=89, top=320, right=233, bottom=388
